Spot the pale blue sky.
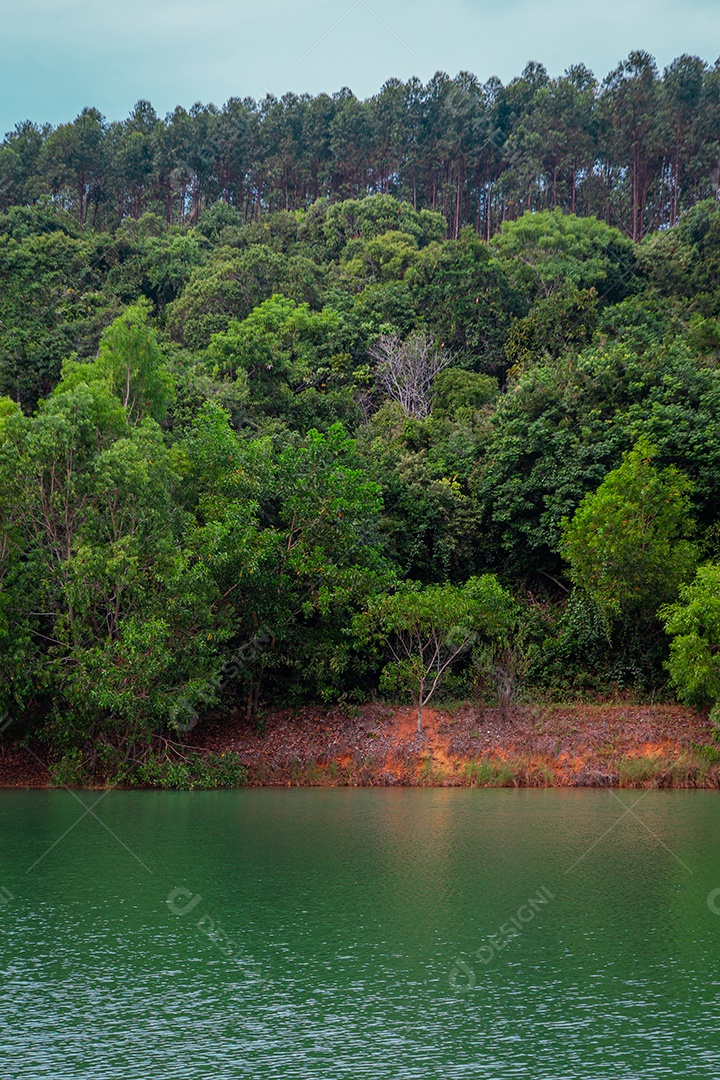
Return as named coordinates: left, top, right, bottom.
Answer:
left=2, top=0, right=719, bottom=134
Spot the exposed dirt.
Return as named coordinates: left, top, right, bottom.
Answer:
left=1, top=702, right=717, bottom=789
left=0, top=739, right=52, bottom=788
left=186, top=701, right=719, bottom=788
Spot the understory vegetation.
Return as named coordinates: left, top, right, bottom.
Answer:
left=2, top=58, right=720, bottom=780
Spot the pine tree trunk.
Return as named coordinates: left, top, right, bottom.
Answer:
left=455, top=168, right=462, bottom=240
left=672, top=126, right=681, bottom=227
left=570, top=167, right=576, bottom=214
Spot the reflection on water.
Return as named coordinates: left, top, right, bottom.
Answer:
left=1, top=788, right=719, bottom=1078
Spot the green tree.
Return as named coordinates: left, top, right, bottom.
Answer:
left=365, top=575, right=513, bottom=732
left=321, top=194, right=445, bottom=258
left=176, top=410, right=386, bottom=712
left=166, top=244, right=325, bottom=349
left=0, top=380, right=230, bottom=765
left=504, top=281, right=598, bottom=373
left=58, top=300, right=173, bottom=424
left=491, top=208, right=638, bottom=303
left=405, top=227, right=521, bottom=373
left=340, top=230, right=420, bottom=286
left=0, top=221, right=116, bottom=410
left=357, top=400, right=483, bottom=583
left=473, top=305, right=720, bottom=580
left=661, top=564, right=720, bottom=710
left=562, top=438, right=698, bottom=620
left=40, top=108, right=107, bottom=226
left=600, top=52, right=663, bottom=241
left=207, top=294, right=354, bottom=428
left=431, top=368, right=498, bottom=418
left=662, top=56, right=707, bottom=226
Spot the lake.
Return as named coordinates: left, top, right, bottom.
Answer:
left=1, top=788, right=719, bottom=1078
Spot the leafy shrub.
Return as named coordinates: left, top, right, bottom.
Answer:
left=126, top=751, right=248, bottom=790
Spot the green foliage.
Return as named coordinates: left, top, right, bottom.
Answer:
left=5, top=161, right=720, bottom=770
left=2, top=58, right=719, bottom=239
left=365, top=575, right=515, bottom=730
left=166, top=245, right=326, bottom=349
left=640, top=199, right=720, bottom=315
left=172, top=408, right=388, bottom=709
left=127, top=751, right=248, bottom=790
left=0, top=226, right=118, bottom=409
left=321, top=195, right=445, bottom=258
left=491, top=209, right=639, bottom=302
left=473, top=313, right=720, bottom=577
left=432, top=369, right=498, bottom=418
left=405, top=228, right=521, bottom=372
left=562, top=439, right=698, bottom=620
left=357, top=402, right=483, bottom=582
left=58, top=299, right=173, bottom=423
left=505, top=282, right=599, bottom=371
left=207, top=293, right=354, bottom=427
left=341, top=230, right=420, bottom=285
left=49, top=745, right=249, bottom=790
left=661, top=564, right=720, bottom=706
left=534, top=589, right=668, bottom=696
left=0, top=377, right=226, bottom=748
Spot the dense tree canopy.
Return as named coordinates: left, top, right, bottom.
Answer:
left=2, top=59, right=720, bottom=778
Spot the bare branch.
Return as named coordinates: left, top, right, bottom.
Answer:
left=370, top=331, right=452, bottom=419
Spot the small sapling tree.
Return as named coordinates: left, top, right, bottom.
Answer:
left=366, top=575, right=515, bottom=734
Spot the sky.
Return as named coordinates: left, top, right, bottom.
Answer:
left=1, top=0, right=719, bottom=134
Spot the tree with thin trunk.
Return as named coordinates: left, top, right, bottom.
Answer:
left=661, top=55, right=706, bottom=226
left=366, top=577, right=514, bottom=734
left=601, top=51, right=661, bottom=242
left=40, top=108, right=106, bottom=226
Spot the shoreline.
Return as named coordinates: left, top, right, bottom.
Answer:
left=1, top=702, right=718, bottom=790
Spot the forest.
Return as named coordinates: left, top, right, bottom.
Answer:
left=2, top=51, right=720, bottom=240
left=1, top=52, right=720, bottom=784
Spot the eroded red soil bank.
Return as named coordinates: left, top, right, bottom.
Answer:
left=3, top=702, right=715, bottom=789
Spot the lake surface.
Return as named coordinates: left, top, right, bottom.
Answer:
left=1, top=788, right=719, bottom=1078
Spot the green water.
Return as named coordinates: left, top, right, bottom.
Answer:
left=1, top=788, right=720, bottom=1078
